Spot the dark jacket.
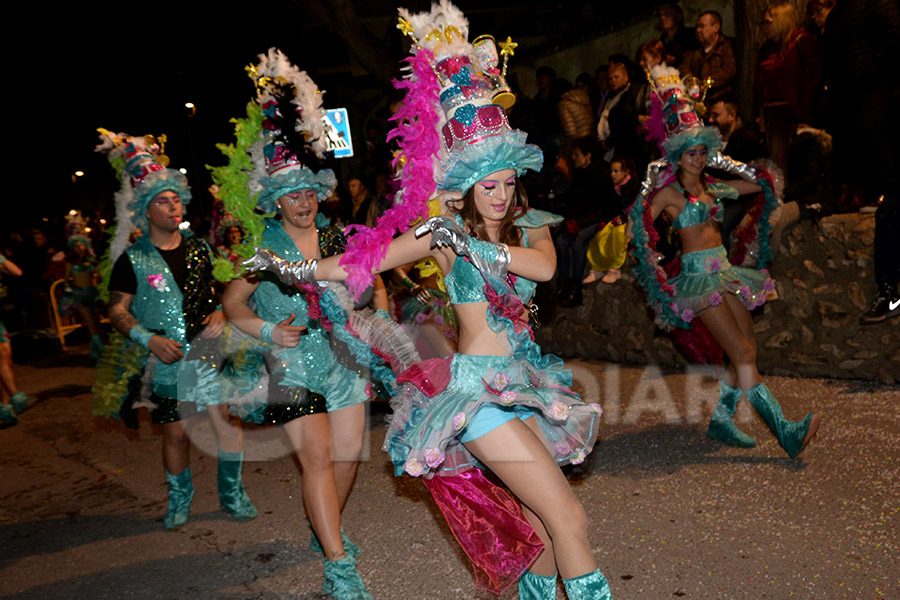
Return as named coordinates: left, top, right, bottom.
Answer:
left=679, top=34, right=737, bottom=99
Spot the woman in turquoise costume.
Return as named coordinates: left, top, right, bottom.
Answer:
left=629, top=65, right=820, bottom=458
left=92, top=131, right=257, bottom=530
left=0, top=254, right=30, bottom=426
left=216, top=49, right=373, bottom=600
left=245, top=5, right=612, bottom=598
left=59, top=211, right=105, bottom=359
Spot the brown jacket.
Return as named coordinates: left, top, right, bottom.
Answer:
left=557, top=88, right=594, bottom=143
left=679, top=34, right=737, bottom=99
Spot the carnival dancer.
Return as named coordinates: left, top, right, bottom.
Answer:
left=0, top=254, right=30, bottom=426
left=628, top=64, right=820, bottom=457
left=245, top=5, right=611, bottom=598
left=215, top=49, right=373, bottom=599
left=92, top=131, right=257, bottom=530
left=59, top=211, right=105, bottom=359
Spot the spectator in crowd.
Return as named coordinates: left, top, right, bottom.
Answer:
left=756, top=2, right=823, bottom=126
left=657, top=2, right=697, bottom=67
left=530, top=65, right=562, bottom=159
left=557, top=78, right=595, bottom=157
left=806, top=0, right=836, bottom=39
left=590, top=64, right=611, bottom=124
left=707, top=98, right=765, bottom=163
left=823, top=0, right=900, bottom=323
left=636, top=40, right=676, bottom=128
left=340, top=176, right=382, bottom=230
left=707, top=97, right=768, bottom=249
left=554, top=137, right=611, bottom=307
left=583, top=156, right=640, bottom=285
left=679, top=11, right=737, bottom=100
left=598, top=58, right=644, bottom=167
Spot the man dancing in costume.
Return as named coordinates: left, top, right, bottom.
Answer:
left=94, top=132, right=257, bottom=529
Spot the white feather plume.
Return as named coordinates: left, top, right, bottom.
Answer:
left=252, top=48, right=327, bottom=157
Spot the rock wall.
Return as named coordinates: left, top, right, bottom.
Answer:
left=536, top=212, right=899, bottom=384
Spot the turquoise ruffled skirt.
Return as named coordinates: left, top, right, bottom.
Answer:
left=384, top=352, right=602, bottom=478
left=669, top=246, right=774, bottom=320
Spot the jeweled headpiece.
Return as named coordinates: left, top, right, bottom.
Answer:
left=246, top=48, right=336, bottom=213
left=645, top=64, right=722, bottom=165
left=95, top=129, right=192, bottom=236
left=397, top=0, right=542, bottom=194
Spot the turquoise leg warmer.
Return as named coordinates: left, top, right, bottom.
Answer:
left=10, top=391, right=30, bottom=414
left=746, top=383, right=819, bottom=458
left=322, top=556, right=374, bottom=600
left=518, top=570, right=557, bottom=600
left=164, top=467, right=194, bottom=530
left=310, top=524, right=362, bottom=560
left=706, top=382, right=756, bottom=448
left=562, top=569, right=613, bottom=600
left=217, top=449, right=258, bottom=521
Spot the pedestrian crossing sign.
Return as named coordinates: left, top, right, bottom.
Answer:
left=322, top=108, right=353, bottom=158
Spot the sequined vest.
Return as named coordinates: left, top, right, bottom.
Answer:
left=126, top=233, right=217, bottom=396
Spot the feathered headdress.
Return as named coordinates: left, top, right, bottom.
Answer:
left=339, top=0, right=541, bottom=297
left=644, top=64, right=722, bottom=167
left=246, top=48, right=336, bottom=213
left=95, top=129, right=192, bottom=256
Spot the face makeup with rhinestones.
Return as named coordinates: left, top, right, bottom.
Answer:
left=472, top=169, right=517, bottom=224
left=678, top=144, right=708, bottom=177
left=146, top=190, right=183, bottom=233
left=278, top=189, right=318, bottom=230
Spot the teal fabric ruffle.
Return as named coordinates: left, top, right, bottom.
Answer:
left=668, top=246, right=773, bottom=321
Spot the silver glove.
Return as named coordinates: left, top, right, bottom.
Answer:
left=708, top=151, right=759, bottom=181
left=415, top=216, right=510, bottom=280
left=415, top=216, right=470, bottom=255
left=242, top=247, right=318, bottom=285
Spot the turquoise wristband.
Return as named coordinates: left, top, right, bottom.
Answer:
left=259, top=321, right=276, bottom=343
left=129, top=325, right=154, bottom=349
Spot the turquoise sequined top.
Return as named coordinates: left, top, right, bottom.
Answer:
left=671, top=181, right=738, bottom=229
left=250, top=219, right=362, bottom=399
left=444, top=209, right=561, bottom=305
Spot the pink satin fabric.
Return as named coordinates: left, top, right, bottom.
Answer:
left=421, top=469, right=544, bottom=593
left=396, top=357, right=453, bottom=398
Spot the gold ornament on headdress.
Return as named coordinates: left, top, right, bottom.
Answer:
left=498, top=36, right=517, bottom=77
left=397, top=17, right=416, bottom=42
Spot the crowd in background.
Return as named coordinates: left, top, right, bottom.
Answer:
left=1, top=0, right=898, bottom=346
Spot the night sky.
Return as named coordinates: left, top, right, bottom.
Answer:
left=13, top=0, right=656, bottom=243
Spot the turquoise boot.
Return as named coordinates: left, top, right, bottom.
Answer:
left=562, top=569, right=613, bottom=600
left=518, top=569, right=557, bottom=599
left=164, top=467, right=194, bottom=530
left=310, top=524, right=362, bottom=560
left=706, top=382, right=756, bottom=447
left=322, top=555, right=374, bottom=600
left=0, top=403, right=17, bottom=426
left=746, top=383, right=820, bottom=458
left=10, top=391, right=30, bottom=414
left=217, top=449, right=258, bottom=521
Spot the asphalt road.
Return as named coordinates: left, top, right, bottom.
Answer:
left=1, top=349, right=897, bottom=599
